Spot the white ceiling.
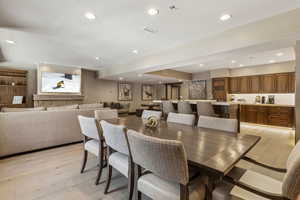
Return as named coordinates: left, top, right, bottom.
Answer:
left=174, top=47, right=295, bottom=73
left=0, top=0, right=299, bottom=69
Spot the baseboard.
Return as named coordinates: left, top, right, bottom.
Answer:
left=0, top=141, right=83, bottom=160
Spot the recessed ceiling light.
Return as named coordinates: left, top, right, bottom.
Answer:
left=199, top=64, right=204, bottom=67
left=85, top=12, right=96, bottom=20
left=132, top=50, right=139, bottom=54
left=148, top=8, right=159, bottom=16
left=269, top=60, right=275, bottom=63
left=5, top=40, right=16, bottom=44
left=119, top=77, right=124, bottom=80
left=276, top=52, right=284, bottom=57
left=95, top=57, right=100, bottom=60
left=220, top=14, right=232, bottom=21
left=239, top=64, right=244, bottom=67
left=231, top=60, right=236, bottom=64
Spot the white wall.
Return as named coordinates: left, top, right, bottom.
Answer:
left=230, top=93, right=295, bottom=105
left=230, top=61, right=295, bottom=77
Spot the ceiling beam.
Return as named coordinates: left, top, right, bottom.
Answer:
left=146, top=69, right=192, bottom=80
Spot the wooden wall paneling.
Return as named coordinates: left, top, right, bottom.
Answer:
left=0, top=69, right=27, bottom=107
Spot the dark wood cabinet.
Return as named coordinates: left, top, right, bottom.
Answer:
left=240, top=76, right=249, bottom=93
left=240, top=105, right=294, bottom=128
left=212, top=78, right=228, bottom=101
left=275, top=73, right=290, bottom=93
left=229, top=77, right=240, bottom=93
left=249, top=76, right=261, bottom=93
left=228, top=72, right=295, bottom=94
left=289, top=72, right=295, bottom=93
left=261, top=74, right=276, bottom=93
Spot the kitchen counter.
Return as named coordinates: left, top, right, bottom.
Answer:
left=153, top=100, right=294, bottom=108
left=153, top=100, right=216, bottom=104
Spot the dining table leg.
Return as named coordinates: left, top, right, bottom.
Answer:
left=204, top=174, right=221, bottom=200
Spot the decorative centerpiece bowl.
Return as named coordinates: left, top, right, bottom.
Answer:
left=143, top=116, right=160, bottom=128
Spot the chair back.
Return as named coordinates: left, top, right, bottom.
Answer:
left=282, top=141, right=300, bottom=199
left=78, top=115, right=100, bottom=140
left=126, top=129, right=189, bottom=185
left=167, top=112, right=195, bottom=126
left=100, top=120, right=128, bottom=155
left=177, top=101, right=193, bottom=114
left=162, top=101, right=176, bottom=115
left=95, top=109, right=118, bottom=121
left=197, top=102, right=215, bottom=117
left=197, top=115, right=238, bottom=133
left=141, top=110, right=162, bottom=120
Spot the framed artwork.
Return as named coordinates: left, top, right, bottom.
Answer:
left=188, top=80, right=207, bottom=99
left=142, top=84, right=154, bottom=100
left=118, top=83, right=132, bottom=101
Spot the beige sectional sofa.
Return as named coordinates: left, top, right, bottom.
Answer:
left=0, top=104, right=106, bottom=157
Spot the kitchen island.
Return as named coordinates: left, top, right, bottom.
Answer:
left=153, top=100, right=295, bottom=128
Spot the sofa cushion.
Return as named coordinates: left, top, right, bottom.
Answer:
left=47, top=104, right=79, bottom=111
left=79, top=103, right=104, bottom=110
left=1, top=107, right=46, bottom=112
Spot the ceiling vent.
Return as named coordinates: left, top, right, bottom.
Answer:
left=143, top=27, right=157, bottom=34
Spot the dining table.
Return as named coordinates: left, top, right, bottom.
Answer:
left=106, top=115, right=261, bottom=199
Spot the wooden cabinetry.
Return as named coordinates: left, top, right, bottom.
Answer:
left=0, top=69, right=27, bottom=108
left=240, top=105, right=294, bottom=127
left=275, top=73, right=290, bottom=93
left=261, top=74, right=276, bottom=93
left=212, top=78, right=228, bottom=101
left=229, top=77, right=240, bottom=93
left=228, top=72, right=295, bottom=94
left=289, top=72, right=295, bottom=93
left=240, top=76, right=249, bottom=93
left=249, top=75, right=261, bottom=93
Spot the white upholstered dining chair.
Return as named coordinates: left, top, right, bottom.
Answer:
left=167, top=112, right=196, bottom=126
left=125, top=129, right=206, bottom=200
left=141, top=110, right=162, bottom=120
left=220, top=140, right=300, bottom=200
left=100, top=120, right=133, bottom=200
left=162, top=101, right=176, bottom=116
left=197, top=115, right=238, bottom=133
left=178, top=101, right=193, bottom=114
left=78, top=115, right=106, bottom=185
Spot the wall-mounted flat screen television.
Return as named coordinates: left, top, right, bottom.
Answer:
left=41, top=72, right=81, bottom=93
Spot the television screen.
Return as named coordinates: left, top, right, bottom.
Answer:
left=41, top=72, right=81, bottom=93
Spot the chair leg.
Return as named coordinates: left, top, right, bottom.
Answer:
left=104, top=164, right=112, bottom=194
left=80, top=150, right=88, bottom=173
left=128, top=160, right=135, bottom=200
left=95, top=148, right=104, bottom=185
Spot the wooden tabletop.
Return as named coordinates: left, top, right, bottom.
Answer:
left=107, top=115, right=261, bottom=176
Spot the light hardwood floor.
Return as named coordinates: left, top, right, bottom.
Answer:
left=0, top=123, right=295, bottom=200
